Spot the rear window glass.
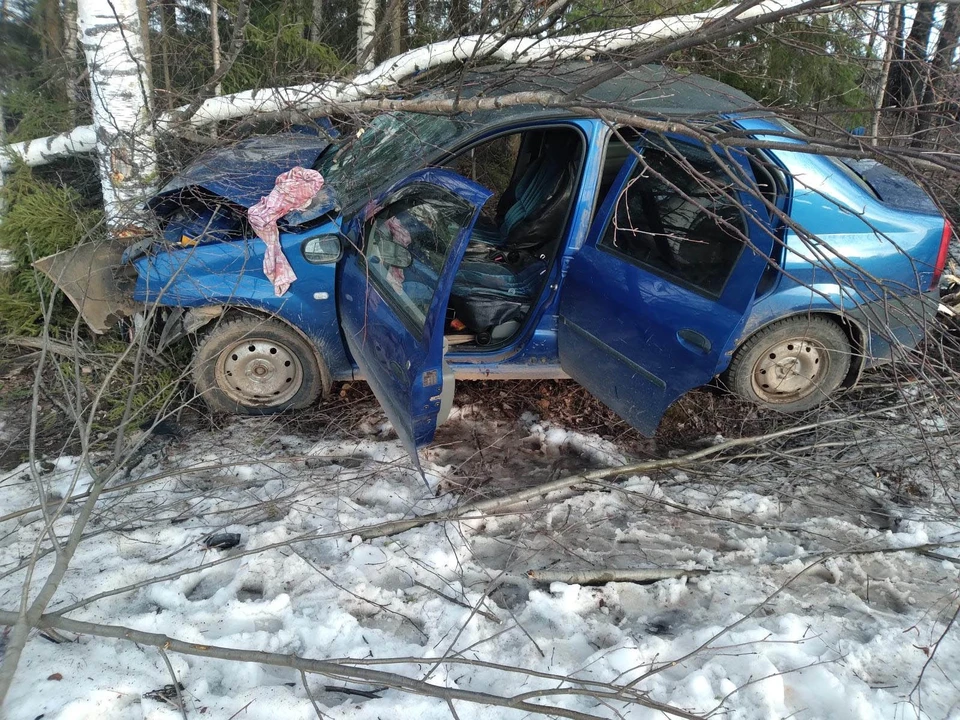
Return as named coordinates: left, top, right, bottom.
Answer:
left=825, top=156, right=880, bottom=200
left=837, top=158, right=939, bottom=215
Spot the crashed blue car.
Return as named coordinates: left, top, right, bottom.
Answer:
left=41, top=64, right=952, bottom=458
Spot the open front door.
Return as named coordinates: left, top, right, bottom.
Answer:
left=339, top=169, right=491, bottom=464
left=559, top=135, right=775, bottom=436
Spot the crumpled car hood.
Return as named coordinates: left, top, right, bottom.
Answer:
left=149, top=134, right=334, bottom=209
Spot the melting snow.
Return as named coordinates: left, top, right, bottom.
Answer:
left=0, top=409, right=958, bottom=719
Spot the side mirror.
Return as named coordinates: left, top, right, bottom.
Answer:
left=379, top=241, right=413, bottom=269
left=301, top=235, right=342, bottom=264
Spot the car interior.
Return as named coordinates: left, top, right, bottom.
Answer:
left=439, top=126, right=587, bottom=349
left=365, top=125, right=757, bottom=354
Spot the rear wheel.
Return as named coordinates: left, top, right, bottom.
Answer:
left=193, top=317, right=323, bottom=414
left=724, top=317, right=851, bottom=413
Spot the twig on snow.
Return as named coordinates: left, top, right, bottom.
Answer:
left=412, top=580, right=501, bottom=623
left=0, top=609, right=706, bottom=720
left=158, top=647, right=189, bottom=720
left=300, top=669, right=328, bottom=719
left=527, top=568, right=709, bottom=585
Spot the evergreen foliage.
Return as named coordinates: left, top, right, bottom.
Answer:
left=223, top=0, right=342, bottom=93
left=0, top=168, right=102, bottom=335
left=695, top=14, right=871, bottom=119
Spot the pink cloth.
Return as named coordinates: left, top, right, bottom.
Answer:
left=384, top=216, right=412, bottom=294
left=248, top=166, right=325, bottom=296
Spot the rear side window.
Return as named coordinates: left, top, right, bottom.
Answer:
left=599, top=139, right=748, bottom=298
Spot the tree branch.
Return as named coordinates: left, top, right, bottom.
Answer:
left=0, top=610, right=705, bottom=720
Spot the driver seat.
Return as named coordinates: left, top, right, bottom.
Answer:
left=465, top=139, right=579, bottom=257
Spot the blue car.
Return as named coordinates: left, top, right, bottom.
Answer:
left=41, top=63, right=951, bottom=459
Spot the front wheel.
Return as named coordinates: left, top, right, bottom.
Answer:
left=192, top=316, right=323, bottom=414
left=723, top=317, right=852, bottom=413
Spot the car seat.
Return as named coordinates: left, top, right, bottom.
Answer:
left=464, top=136, right=579, bottom=257
left=448, top=248, right=548, bottom=339
left=449, top=135, right=579, bottom=339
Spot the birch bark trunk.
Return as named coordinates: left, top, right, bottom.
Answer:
left=211, top=0, right=222, bottom=97
left=62, top=0, right=82, bottom=123
left=310, top=0, right=324, bottom=42
left=358, top=0, right=377, bottom=69
left=77, top=0, right=157, bottom=236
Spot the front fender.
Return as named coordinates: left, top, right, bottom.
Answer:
left=133, top=229, right=353, bottom=378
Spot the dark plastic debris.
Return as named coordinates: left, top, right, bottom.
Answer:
left=143, top=683, right=184, bottom=702
left=202, top=532, right=241, bottom=550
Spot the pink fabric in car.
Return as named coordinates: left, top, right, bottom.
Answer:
left=384, top=216, right=412, bottom=294
left=248, top=166, right=326, bottom=296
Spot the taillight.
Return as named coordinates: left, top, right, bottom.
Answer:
left=931, top=218, right=953, bottom=289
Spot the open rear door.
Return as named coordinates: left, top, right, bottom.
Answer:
left=338, top=169, right=491, bottom=466
left=559, top=135, right=775, bottom=435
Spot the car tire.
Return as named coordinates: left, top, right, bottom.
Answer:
left=192, top=316, right=323, bottom=415
left=724, top=316, right=852, bottom=413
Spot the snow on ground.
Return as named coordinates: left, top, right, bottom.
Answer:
left=0, top=402, right=958, bottom=720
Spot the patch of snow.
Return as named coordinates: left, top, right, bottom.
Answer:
left=0, top=411, right=958, bottom=720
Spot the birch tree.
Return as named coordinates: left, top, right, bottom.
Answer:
left=77, top=0, right=156, bottom=235
left=357, top=0, right=377, bottom=68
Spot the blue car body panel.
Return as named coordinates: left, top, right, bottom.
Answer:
left=557, top=134, right=775, bottom=435
left=133, top=111, right=946, bottom=447
left=732, top=117, right=945, bottom=364
left=149, top=135, right=333, bottom=209
left=133, top=218, right=355, bottom=379
left=337, top=168, right=492, bottom=460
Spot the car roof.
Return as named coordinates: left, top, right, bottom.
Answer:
left=429, top=62, right=762, bottom=121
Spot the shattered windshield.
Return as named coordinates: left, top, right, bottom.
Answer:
left=315, top=112, right=467, bottom=205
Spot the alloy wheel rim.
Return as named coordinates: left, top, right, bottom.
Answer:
left=750, top=336, right=828, bottom=404
left=216, top=338, right=303, bottom=406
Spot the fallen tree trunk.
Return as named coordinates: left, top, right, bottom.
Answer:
left=1, top=0, right=826, bottom=173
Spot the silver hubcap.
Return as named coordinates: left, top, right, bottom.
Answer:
left=751, top=337, right=827, bottom=404
left=216, top=338, right=303, bottom=406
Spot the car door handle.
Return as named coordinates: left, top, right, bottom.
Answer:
left=677, top=329, right=711, bottom=354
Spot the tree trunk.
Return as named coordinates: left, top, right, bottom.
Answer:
left=357, top=0, right=377, bottom=69
left=914, top=3, right=960, bottom=145
left=77, top=0, right=156, bottom=236
left=62, top=0, right=82, bottom=123
left=211, top=0, right=222, bottom=97
left=888, top=1, right=935, bottom=111
left=0, top=94, right=6, bottom=225
left=159, top=0, right=176, bottom=107
left=137, top=0, right=154, bottom=94
left=389, top=0, right=404, bottom=56
left=40, top=0, right=62, bottom=62
left=872, top=3, right=901, bottom=144
left=413, top=0, right=428, bottom=45
left=450, top=0, right=469, bottom=34
left=884, top=2, right=908, bottom=108
left=310, top=0, right=324, bottom=42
